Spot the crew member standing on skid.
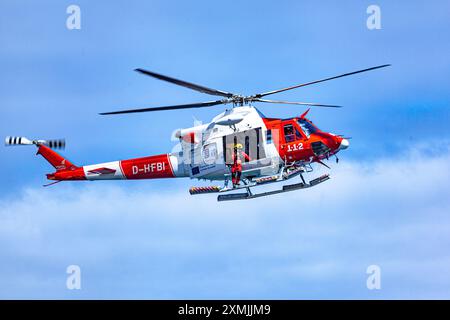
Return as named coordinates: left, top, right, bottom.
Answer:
left=231, top=143, right=251, bottom=187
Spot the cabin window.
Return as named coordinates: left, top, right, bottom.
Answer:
left=284, top=124, right=296, bottom=143
left=202, top=143, right=217, bottom=165
left=266, top=129, right=272, bottom=144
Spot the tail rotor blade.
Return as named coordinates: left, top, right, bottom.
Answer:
left=44, top=139, right=66, bottom=149
left=5, top=136, right=33, bottom=146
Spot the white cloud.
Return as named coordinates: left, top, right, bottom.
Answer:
left=1, top=145, right=450, bottom=299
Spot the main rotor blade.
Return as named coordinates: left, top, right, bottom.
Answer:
left=99, top=100, right=227, bottom=115
left=255, top=64, right=390, bottom=98
left=254, top=98, right=342, bottom=108
left=135, top=68, right=235, bottom=98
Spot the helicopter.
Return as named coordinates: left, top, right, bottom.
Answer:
left=5, top=64, right=389, bottom=201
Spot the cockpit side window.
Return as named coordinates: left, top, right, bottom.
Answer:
left=297, top=119, right=318, bottom=138
left=283, top=124, right=296, bottom=143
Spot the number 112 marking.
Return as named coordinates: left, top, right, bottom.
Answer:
left=287, top=143, right=303, bottom=152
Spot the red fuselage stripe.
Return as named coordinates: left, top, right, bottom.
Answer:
left=120, top=154, right=174, bottom=179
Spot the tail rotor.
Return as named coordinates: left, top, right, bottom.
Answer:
left=5, top=136, right=66, bottom=149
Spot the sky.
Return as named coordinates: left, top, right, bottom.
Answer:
left=0, top=0, right=449, bottom=299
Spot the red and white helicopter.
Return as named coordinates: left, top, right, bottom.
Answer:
left=6, top=64, right=389, bottom=201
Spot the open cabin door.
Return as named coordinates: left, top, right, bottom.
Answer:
left=181, top=127, right=275, bottom=180
left=222, top=127, right=273, bottom=178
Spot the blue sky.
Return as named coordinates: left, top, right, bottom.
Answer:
left=0, top=0, right=449, bottom=299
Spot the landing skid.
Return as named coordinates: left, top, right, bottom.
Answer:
left=217, top=174, right=330, bottom=201
left=189, top=170, right=330, bottom=201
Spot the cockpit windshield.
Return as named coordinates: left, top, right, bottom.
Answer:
left=297, top=119, right=319, bottom=138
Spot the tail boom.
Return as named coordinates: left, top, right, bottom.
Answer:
left=82, top=154, right=177, bottom=181
left=49, top=153, right=181, bottom=181
left=6, top=136, right=183, bottom=182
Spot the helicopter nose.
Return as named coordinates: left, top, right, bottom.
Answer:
left=339, top=138, right=350, bottom=150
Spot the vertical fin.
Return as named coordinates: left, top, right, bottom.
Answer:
left=36, top=144, right=76, bottom=170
